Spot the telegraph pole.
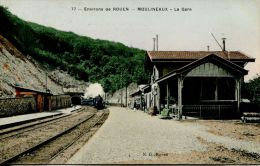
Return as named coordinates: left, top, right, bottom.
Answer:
left=121, top=72, right=123, bottom=107
left=45, top=72, right=48, bottom=93
left=125, top=85, right=127, bottom=107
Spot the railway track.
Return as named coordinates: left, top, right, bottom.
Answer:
left=0, top=108, right=83, bottom=140
left=0, top=108, right=109, bottom=164
left=49, top=113, right=106, bottom=160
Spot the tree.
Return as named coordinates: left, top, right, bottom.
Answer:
left=242, top=75, right=260, bottom=102
left=0, top=6, right=150, bottom=92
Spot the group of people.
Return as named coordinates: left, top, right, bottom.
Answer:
left=133, top=99, right=146, bottom=111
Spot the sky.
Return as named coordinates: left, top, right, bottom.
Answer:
left=1, top=0, right=259, bottom=81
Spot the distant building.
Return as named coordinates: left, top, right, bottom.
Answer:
left=129, top=84, right=151, bottom=110
left=15, top=86, right=53, bottom=112
left=15, top=86, right=72, bottom=112
left=145, top=51, right=255, bottom=119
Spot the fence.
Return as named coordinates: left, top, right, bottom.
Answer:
left=183, top=104, right=237, bottom=119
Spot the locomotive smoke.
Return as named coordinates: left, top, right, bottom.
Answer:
left=83, top=83, right=104, bottom=98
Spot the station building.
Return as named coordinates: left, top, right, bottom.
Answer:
left=144, top=51, right=255, bottom=119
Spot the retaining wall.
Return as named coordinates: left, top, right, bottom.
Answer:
left=0, top=97, right=36, bottom=117
left=0, top=95, right=71, bottom=117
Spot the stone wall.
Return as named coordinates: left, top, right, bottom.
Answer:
left=0, top=97, right=36, bottom=117
left=0, top=95, right=72, bottom=117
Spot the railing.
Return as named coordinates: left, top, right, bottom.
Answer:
left=183, top=105, right=237, bottom=119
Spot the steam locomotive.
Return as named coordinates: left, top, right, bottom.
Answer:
left=81, top=95, right=105, bottom=109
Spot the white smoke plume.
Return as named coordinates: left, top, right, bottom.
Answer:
left=83, top=83, right=104, bottom=98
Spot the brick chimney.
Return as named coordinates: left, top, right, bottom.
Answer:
left=222, top=38, right=226, bottom=51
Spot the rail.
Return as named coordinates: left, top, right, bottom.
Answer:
left=0, top=110, right=82, bottom=140
left=0, top=113, right=96, bottom=164
left=49, top=112, right=107, bottom=160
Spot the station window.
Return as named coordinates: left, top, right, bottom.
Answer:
left=200, top=78, right=215, bottom=100
left=218, top=78, right=235, bottom=100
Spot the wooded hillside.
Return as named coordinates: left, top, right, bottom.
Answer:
left=0, top=6, right=149, bottom=93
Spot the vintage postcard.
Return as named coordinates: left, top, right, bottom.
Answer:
left=0, top=0, right=259, bottom=164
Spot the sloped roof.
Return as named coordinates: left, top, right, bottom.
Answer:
left=156, top=54, right=248, bottom=83
left=130, top=90, right=141, bottom=97
left=130, top=85, right=151, bottom=97
left=147, top=51, right=255, bottom=61
left=15, top=86, right=53, bottom=95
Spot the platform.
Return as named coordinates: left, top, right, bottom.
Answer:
left=67, top=106, right=260, bottom=164
left=0, top=106, right=81, bottom=129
